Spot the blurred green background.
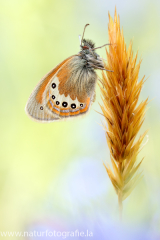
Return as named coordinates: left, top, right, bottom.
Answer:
left=0, top=0, right=160, bottom=239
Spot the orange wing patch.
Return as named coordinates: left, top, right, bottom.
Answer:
left=36, top=56, right=73, bottom=104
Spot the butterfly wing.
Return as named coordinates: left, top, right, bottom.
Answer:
left=25, top=56, right=73, bottom=122
left=26, top=55, right=97, bottom=122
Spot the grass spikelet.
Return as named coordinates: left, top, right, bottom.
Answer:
left=99, top=8, right=148, bottom=217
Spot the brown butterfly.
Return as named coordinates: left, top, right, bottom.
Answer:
left=25, top=24, right=112, bottom=122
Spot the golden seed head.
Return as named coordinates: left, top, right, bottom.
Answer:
left=100, top=8, right=148, bottom=202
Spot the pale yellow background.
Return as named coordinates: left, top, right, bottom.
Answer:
left=0, top=0, right=159, bottom=239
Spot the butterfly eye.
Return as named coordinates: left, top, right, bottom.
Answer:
left=56, top=101, right=60, bottom=105
left=71, top=103, right=76, bottom=109
left=80, top=104, right=83, bottom=107
left=83, top=46, right=89, bottom=50
left=52, top=95, right=55, bottom=99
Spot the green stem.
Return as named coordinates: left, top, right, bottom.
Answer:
left=118, top=190, right=123, bottom=221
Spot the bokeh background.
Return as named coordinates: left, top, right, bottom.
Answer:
left=0, top=0, right=160, bottom=239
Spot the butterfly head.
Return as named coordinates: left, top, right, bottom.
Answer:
left=81, top=39, right=95, bottom=50
left=79, top=38, right=104, bottom=70
left=78, top=24, right=106, bottom=70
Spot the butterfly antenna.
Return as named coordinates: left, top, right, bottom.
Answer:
left=92, top=43, right=111, bottom=51
left=81, top=24, right=90, bottom=46
left=79, top=35, right=81, bottom=45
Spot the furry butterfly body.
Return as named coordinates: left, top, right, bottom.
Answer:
left=25, top=26, right=109, bottom=122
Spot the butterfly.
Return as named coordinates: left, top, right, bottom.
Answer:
left=25, top=24, right=112, bottom=122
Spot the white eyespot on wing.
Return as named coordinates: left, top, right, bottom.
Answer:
left=47, top=85, right=70, bottom=118
left=25, top=83, right=60, bottom=122
left=47, top=77, right=60, bottom=102
left=26, top=100, right=60, bottom=122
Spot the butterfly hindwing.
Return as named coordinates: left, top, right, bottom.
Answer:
left=26, top=55, right=96, bottom=122
left=46, top=78, right=92, bottom=119
left=25, top=56, right=73, bottom=122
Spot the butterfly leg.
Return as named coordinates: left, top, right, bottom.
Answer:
left=98, top=78, right=104, bottom=88
left=92, top=91, right=96, bottom=102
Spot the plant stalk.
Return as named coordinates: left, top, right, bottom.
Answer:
left=118, top=190, right=123, bottom=221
